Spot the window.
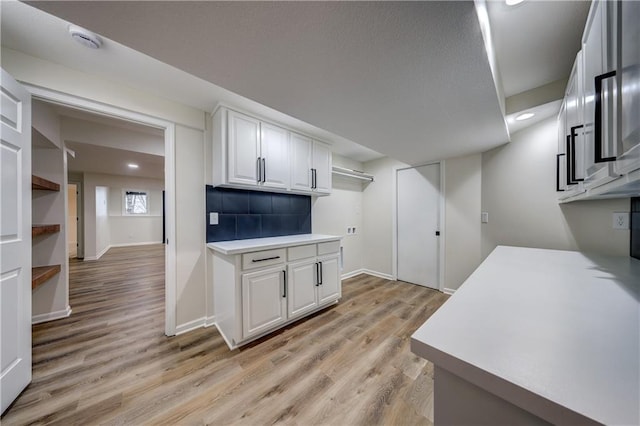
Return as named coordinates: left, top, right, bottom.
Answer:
left=124, top=190, right=148, bottom=215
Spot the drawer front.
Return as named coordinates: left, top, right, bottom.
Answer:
left=242, top=248, right=286, bottom=270
left=288, top=244, right=316, bottom=261
left=317, top=240, right=340, bottom=256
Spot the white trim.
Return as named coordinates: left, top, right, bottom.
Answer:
left=443, top=287, right=457, bottom=295
left=175, top=317, right=207, bottom=336
left=84, top=244, right=110, bottom=261
left=205, top=315, right=216, bottom=327
left=32, top=305, right=72, bottom=325
left=109, top=241, right=162, bottom=248
left=214, top=323, right=237, bottom=350
left=361, top=269, right=395, bottom=281
left=24, top=83, right=178, bottom=337
left=341, top=268, right=366, bottom=280
left=394, top=161, right=445, bottom=292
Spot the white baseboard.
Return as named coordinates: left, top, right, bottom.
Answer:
left=110, top=241, right=163, bottom=248
left=175, top=317, right=207, bottom=335
left=32, top=305, right=72, bottom=324
left=341, top=268, right=365, bottom=280
left=342, top=269, right=395, bottom=281
left=361, top=269, right=395, bottom=281
left=443, top=287, right=457, bottom=295
left=204, top=315, right=216, bottom=327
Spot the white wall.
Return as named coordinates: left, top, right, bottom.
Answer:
left=175, top=125, right=206, bottom=328
left=362, top=157, right=409, bottom=278
left=3, top=49, right=209, bottom=332
left=81, top=173, right=165, bottom=257
left=312, top=154, right=365, bottom=277
left=481, top=117, right=630, bottom=258
left=67, top=184, right=77, bottom=256
left=95, top=186, right=110, bottom=258
left=444, top=154, right=482, bottom=292
left=107, top=176, right=164, bottom=246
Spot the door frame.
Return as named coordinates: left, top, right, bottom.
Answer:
left=67, top=179, right=84, bottom=259
left=25, top=84, right=177, bottom=336
left=392, top=161, right=445, bottom=291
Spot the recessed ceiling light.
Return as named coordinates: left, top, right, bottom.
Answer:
left=68, top=25, right=102, bottom=49
left=506, top=0, right=524, bottom=5
left=515, top=112, right=535, bottom=121
left=128, top=163, right=139, bottom=169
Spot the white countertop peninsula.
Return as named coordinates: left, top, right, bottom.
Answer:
left=207, top=234, right=341, bottom=255
left=411, top=246, right=640, bottom=425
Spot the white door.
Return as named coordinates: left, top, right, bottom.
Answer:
left=287, top=259, right=318, bottom=320
left=1, top=69, right=32, bottom=414
left=397, top=164, right=440, bottom=289
left=260, top=122, right=289, bottom=189
left=241, top=267, right=286, bottom=339
left=227, top=110, right=260, bottom=186
left=317, top=255, right=340, bottom=305
left=289, top=132, right=313, bottom=192
left=312, top=141, right=332, bottom=194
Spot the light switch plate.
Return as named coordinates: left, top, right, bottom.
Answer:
left=612, top=212, right=629, bottom=230
left=209, top=212, right=219, bottom=225
left=481, top=212, right=489, bottom=223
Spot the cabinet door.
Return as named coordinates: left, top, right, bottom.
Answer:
left=287, top=259, right=318, bottom=320
left=557, top=101, right=569, bottom=193
left=582, top=1, right=618, bottom=186
left=312, top=141, right=332, bottom=194
left=228, top=110, right=260, bottom=186
left=618, top=0, right=640, bottom=172
left=317, top=255, right=341, bottom=306
left=290, top=132, right=313, bottom=192
left=565, top=53, right=586, bottom=183
left=242, top=267, right=287, bottom=339
left=260, top=123, right=289, bottom=189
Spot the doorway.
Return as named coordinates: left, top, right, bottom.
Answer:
left=396, top=163, right=442, bottom=289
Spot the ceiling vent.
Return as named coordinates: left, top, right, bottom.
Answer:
left=68, top=25, right=102, bottom=49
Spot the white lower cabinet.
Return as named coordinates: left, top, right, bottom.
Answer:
left=241, top=266, right=287, bottom=339
left=287, top=254, right=341, bottom=321
left=211, top=238, right=342, bottom=350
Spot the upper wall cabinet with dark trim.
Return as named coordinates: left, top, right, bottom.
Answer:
left=211, top=106, right=332, bottom=196
left=557, top=0, right=640, bottom=202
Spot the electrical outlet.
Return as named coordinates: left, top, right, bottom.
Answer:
left=209, top=212, right=219, bottom=225
left=481, top=212, right=489, bottom=223
left=612, top=212, right=629, bottom=230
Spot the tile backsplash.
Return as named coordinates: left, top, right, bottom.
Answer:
left=206, top=185, right=311, bottom=242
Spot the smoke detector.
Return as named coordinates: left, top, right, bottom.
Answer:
left=68, top=25, right=102, bottom=49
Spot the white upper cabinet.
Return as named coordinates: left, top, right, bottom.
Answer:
left=290, top=132, right=332, bottom=194
left=558, top=0, right=640, bottom=201
left=312, top=141, right=332, bottom=194
left=290, top=132, right=313, bottom=191
left=581, top=0, right=619, bottom=189
left=260, top=122, right=290, bottom=189
left=616, top=0, right=640, bottom=175
left=212, top=107, right=331, bottom=196
left=227, top=110, right=261, bottom=186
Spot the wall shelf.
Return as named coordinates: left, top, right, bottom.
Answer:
left=32, top=175, right=60, bottom=191
left=32, top=224, right=60, bottom=237
left=331, top=166, right=374, bottom=182
left=32, top=265, right=61, bottom=290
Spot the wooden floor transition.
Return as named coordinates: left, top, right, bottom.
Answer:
left=2, top=244, right=448, bottom=425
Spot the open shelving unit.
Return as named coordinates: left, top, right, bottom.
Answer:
left=31, top=174, right=62, bottom=291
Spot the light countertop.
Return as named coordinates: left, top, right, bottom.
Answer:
left=207, top=234, right=341, bottom=255
left=411, top=245, right=640, bottom=425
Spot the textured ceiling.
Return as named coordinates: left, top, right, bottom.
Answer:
left=24, top=1, right=509, bottom=165
left=487, top=0, right=590, bottom=98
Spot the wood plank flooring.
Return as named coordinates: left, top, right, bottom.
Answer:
left=2, top=244, right=448, bottom=425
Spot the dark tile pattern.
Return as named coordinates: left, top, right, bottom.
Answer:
left=206, top=185, right=311, bottom=242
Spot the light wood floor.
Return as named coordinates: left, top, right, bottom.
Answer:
left=2, top=245, right=448, bottom=425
